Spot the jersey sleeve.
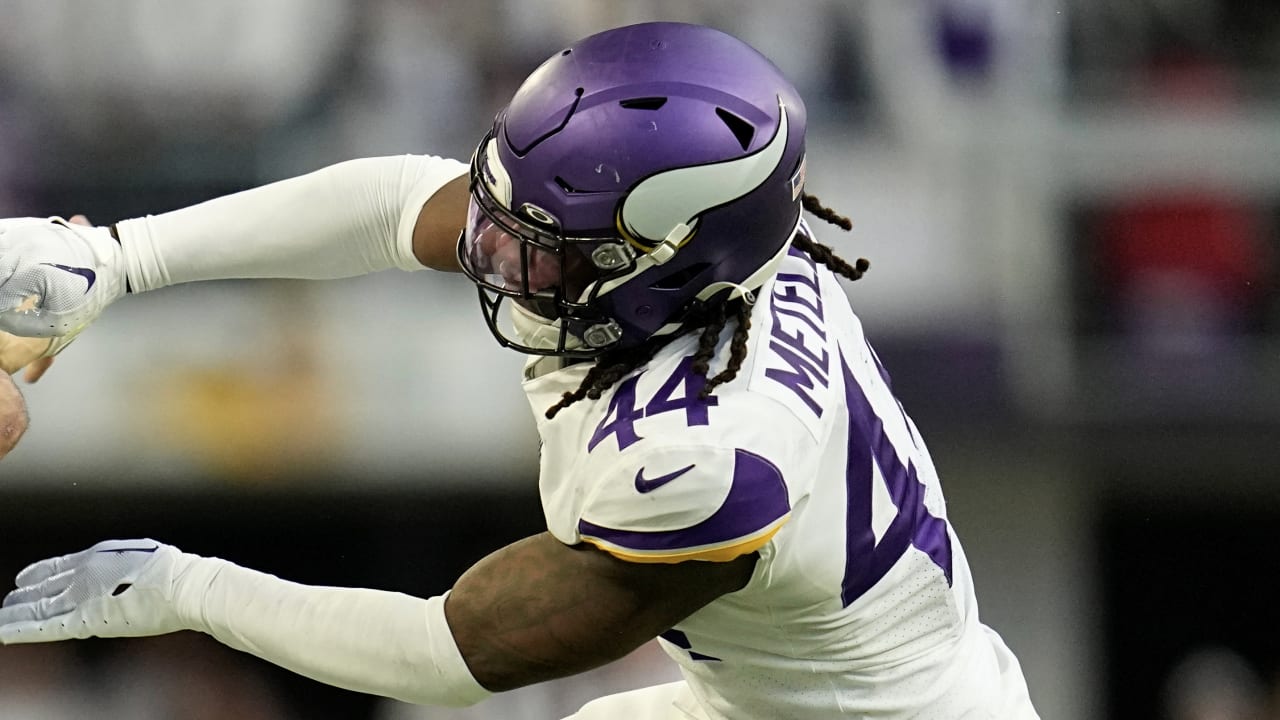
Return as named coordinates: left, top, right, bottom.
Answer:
left=576, top=444, right=792, bottom=564
left=117, top=154, right=466, bottom=291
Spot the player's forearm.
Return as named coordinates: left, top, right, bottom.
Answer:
left=178, top=556, right=489, bottom=707
left=115, top=155, right=467, bottom=292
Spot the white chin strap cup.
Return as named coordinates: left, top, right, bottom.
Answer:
left=508, top=301, right=584, bottom=352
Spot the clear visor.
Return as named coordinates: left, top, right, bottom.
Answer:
left=460, top=188, right=605, bottom=309
left=461, top=196, right=564, bottom=296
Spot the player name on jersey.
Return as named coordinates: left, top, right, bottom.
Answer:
left=764, top=246, right=830, bottom=419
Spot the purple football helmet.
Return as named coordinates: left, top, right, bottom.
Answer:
left=458, top=21, right=808, bottom=357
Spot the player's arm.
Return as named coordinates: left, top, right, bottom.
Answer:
left=0, top=155, right=468, bottom=374
left=0, top=533, right=754, bottom=706
left=113, top=155, right=468, bottom=286
left=446, top=532, right=756, bottom=690
left=410, top=171, right=468, bottom=272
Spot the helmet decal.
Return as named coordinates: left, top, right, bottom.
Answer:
left=618, top=99, right=790, bottom=247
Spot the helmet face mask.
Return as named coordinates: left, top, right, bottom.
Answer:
left=458, top=133, right=640, bottom=356
left=457, top=21, right=808, bottom=358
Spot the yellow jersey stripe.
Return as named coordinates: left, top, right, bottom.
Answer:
left=582, top=513, right=790, bottom=564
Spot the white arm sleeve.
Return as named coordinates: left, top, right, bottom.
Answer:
left=115, top=154, right=467, bottom=292
left=177, top=557, right=491, bottom=707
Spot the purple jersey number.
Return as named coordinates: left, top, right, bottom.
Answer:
left=588, top=355, right=717, bottom=453
left=838, top=350, right=953, bottom=607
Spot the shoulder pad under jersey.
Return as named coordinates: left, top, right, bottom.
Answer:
left=578, top=443, right=791, bottom=563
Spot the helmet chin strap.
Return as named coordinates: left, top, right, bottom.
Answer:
left=509, top=300, right=585, bottom=353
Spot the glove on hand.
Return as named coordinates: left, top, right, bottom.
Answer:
left=0, top=218, right=128, bottom=355
left=0, top=539, right=203, bottom=644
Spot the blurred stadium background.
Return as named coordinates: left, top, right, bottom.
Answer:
left=2, top=1, right=1279, bottom=718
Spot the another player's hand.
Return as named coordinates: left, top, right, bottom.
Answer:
left=0, top=371, right=28, bottom=459
left=0, top=540, right=199, bottom=644
left=0, top=331, right=52, bottom=380
left=0, top=214, right=127, bottom=350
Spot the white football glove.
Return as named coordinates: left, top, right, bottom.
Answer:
left=0, top=217, right=128, bottom=356
left=0, top=539, right=200, bottom=644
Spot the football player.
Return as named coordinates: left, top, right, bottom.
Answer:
left=0, top=22, right=1039, bottom=719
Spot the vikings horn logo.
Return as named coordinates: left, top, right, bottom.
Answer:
left=618, top=97, right=790, bottom=248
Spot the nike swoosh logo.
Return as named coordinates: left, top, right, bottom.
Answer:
left=97, top=546, right=158, bottom=555
left=41, top=263, right=96, bottom=293
left=634, top=463, right=696, bottom=494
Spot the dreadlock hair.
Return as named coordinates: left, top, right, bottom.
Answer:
left=796, top=193, right=870, bottom=280
left=543, top=191, right=869, bottom=419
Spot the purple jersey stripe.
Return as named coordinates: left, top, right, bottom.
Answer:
left=579, top=448, right=790, bottom=553
left=659, top=628, right=722, bottom=661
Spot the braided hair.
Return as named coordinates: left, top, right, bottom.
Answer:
left=544, top=192, right=867, bottom=419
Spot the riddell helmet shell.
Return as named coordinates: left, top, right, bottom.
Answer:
left=458, top=21, right=808, bottom=357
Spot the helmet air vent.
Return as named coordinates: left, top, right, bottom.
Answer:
left=715, top=107, right=755, bottom=151
left=554, top=175, right=609, bottom=195
left=619, top=97, right=668, bottom=110
left=651, top=262, right=711, bottom=290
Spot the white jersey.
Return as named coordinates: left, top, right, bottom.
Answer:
left=522, top=240, right=1038, bottom=719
